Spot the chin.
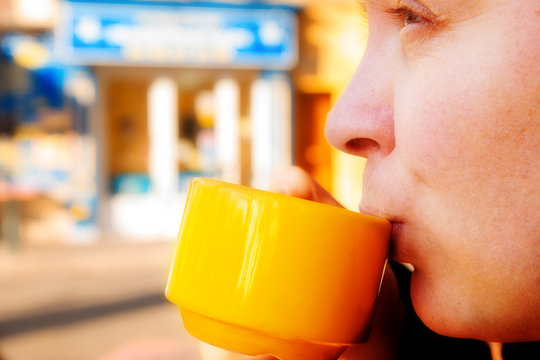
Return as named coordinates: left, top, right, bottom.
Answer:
left=409, top=273, right=540, bottom=342
left=408, top=272, right=483, bottom=341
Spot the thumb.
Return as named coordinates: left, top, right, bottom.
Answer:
left=268, top=166, right=343, bottom=208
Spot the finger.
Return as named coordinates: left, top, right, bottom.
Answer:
left=268, top=166, right=343, bottom=208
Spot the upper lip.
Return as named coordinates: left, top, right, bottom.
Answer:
left=359, top=203, right=401, bottom=225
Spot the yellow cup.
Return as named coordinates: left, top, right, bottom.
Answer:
left=165, top=178, right=391, bottom=360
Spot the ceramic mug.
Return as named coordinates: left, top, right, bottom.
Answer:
left=166, top=178, right=391, bottom=360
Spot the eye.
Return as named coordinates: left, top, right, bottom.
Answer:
left=402, top=8, right=424, bottom=26
left=385, top=3, right=445, bottom=46
left=388, top=7, right=428, bottom=27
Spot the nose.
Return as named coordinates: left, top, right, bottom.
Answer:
left=325, top=46, right=396, bottom=159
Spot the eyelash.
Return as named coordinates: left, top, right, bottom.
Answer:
left=387, top=7, right=428, bottom=27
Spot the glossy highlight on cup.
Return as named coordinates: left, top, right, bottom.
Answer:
left=165, top=178, right=391, bottom=360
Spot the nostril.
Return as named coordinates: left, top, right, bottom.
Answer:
left=345, top=138, right=380, bottom=156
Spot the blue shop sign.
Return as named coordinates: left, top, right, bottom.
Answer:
left=56, top=0, right=298, bottom=69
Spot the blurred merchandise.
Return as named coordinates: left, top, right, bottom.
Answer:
left=0, top=30, right=99, bottom=247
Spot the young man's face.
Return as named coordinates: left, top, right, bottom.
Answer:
left=326, top=0, right=540, bottom=341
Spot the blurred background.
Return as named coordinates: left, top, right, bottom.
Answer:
left=0, top=0, right=367, bottom=358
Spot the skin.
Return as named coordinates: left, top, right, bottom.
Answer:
left=326, top=0, right=540, bottom=342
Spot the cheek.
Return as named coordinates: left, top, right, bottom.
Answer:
left=394, top=66, right=482, bottom=189
left=395, top=1, right=540, bottom=194
left=394, top=29, right=537, bottom=195
left=392, top=13, right=540, bottom=278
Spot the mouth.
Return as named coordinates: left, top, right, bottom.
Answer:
left=358, top=203, right=409, bottom=262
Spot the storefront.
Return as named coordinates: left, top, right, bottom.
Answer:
left=56, top=0, right=298, bottom=238
left=0, top=0, right=367, bottom=244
